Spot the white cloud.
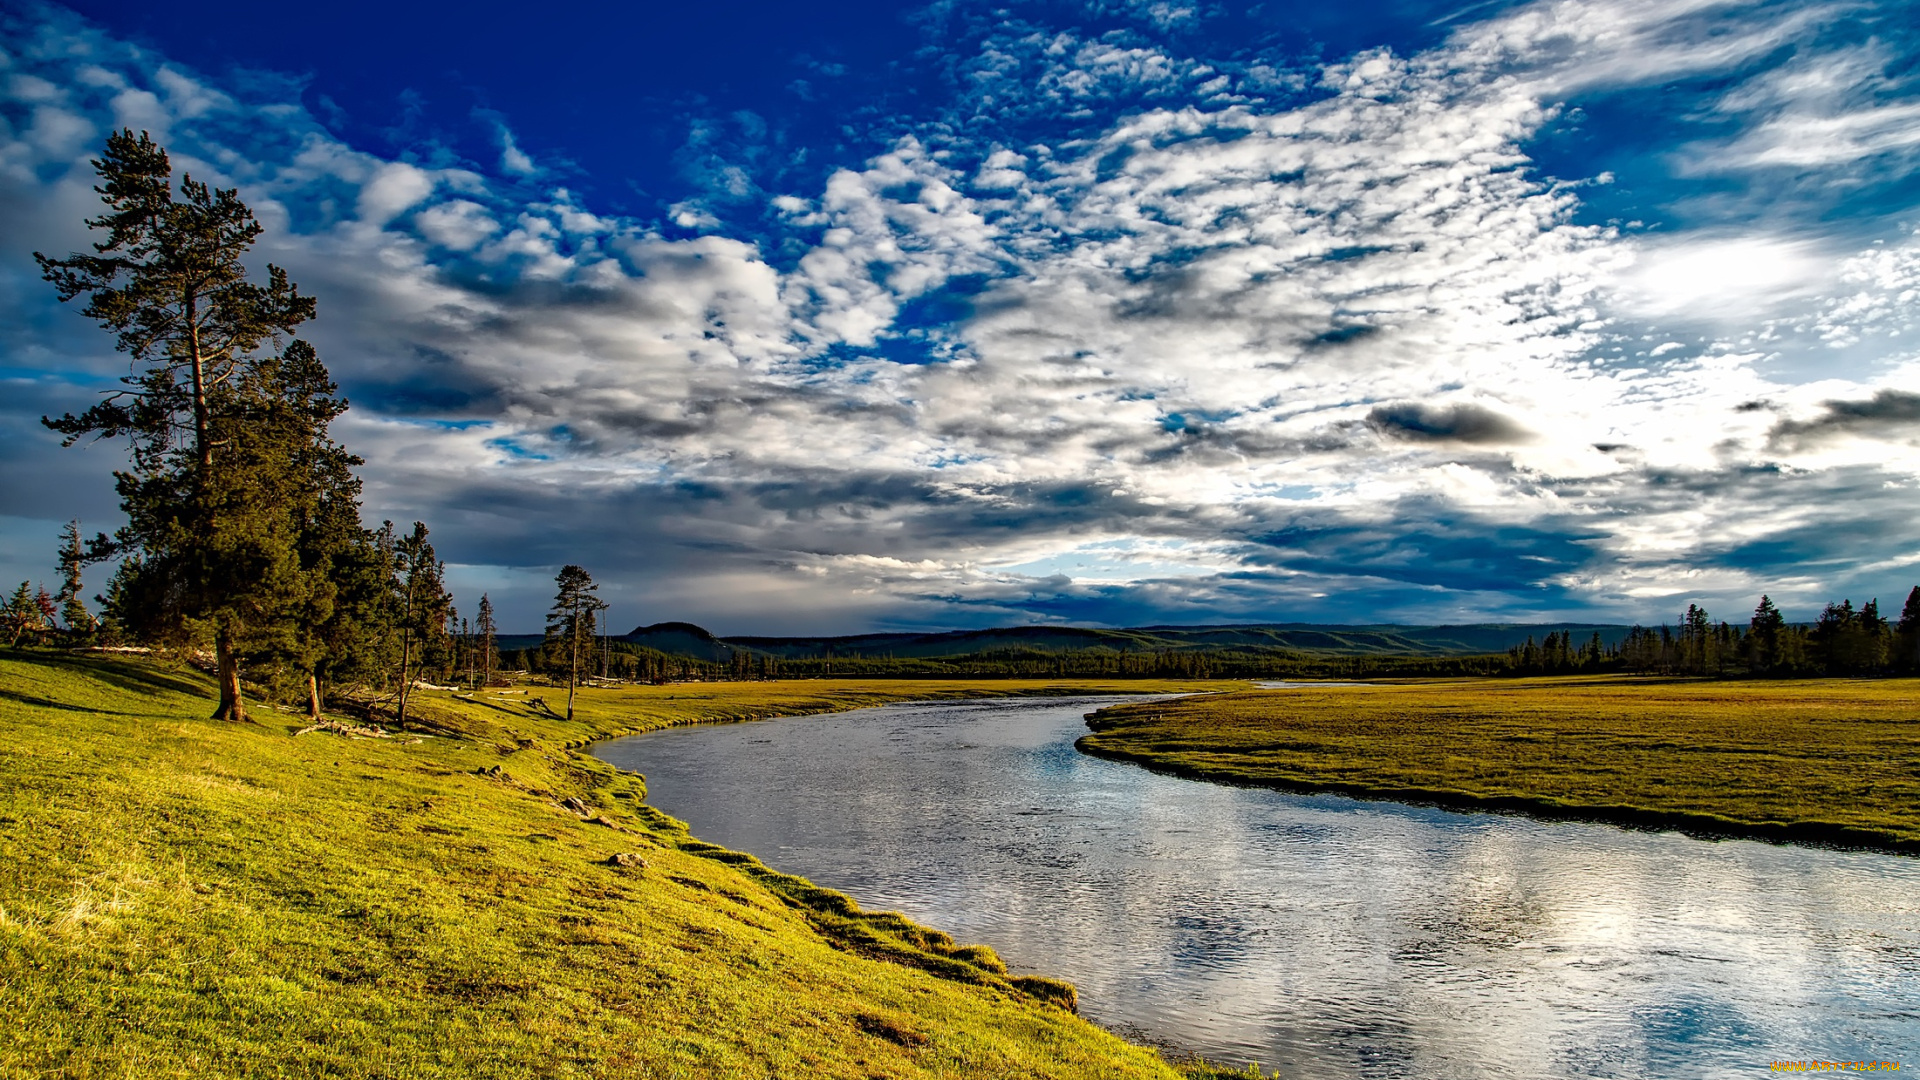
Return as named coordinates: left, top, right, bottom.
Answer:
left=499, top=128, right=536, bottom=176
left=22, top=103, right=92, bottom=158
left=783, top=136, right=1003, bottom=349
left=1617, top=234, right=1830, bottom=319
left=1691, top=38, right=1920, bottom=172
left=356, top=161, right=435, bottom=224
left=1814, top=233, right=1920, bottom=346
left=5, top=0, right=1920, bottom=629
left=151, top=65, right=230, bottom=119
left=414, top=199, right=500, bottom=251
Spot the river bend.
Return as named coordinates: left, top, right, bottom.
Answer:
left=593, top=695, right=1919, bottom=1078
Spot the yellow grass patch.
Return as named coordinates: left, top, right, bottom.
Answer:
left=1080, top=676, right=1920, bottom=851
left=0, top=651, right=1236, bottom=1079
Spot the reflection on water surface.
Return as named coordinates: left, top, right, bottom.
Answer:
left=593, top=696, right=1920, bottom=1078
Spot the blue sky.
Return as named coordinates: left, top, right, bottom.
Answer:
left=3, top=0, right=1920, bottom=633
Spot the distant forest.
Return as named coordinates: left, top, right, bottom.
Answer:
left=484, top=593, right=1920, bottom=683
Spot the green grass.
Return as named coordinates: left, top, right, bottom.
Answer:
left=0, top=651, right=1234, bottom=1079
left=1079, top=676, right=1920, bottom=852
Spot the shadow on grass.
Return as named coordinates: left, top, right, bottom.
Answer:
left=8, top=649, right=214, bottom=702
left=0, top=689, right=136, bottom=715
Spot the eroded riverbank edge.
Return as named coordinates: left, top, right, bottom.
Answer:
left=1, top=655, right=1237, bottom=1079
left=483, top=678, right=1227, bottom=1006
left=1074, top=737, right=1920, bottom=854
left=566, top=680, right=1266, bottom=1073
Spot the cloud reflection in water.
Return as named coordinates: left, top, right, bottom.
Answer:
left=597, top=697, right=1920, bottom=1076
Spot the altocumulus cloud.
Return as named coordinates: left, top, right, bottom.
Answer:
left=3, top=0, right=1920, bottom=632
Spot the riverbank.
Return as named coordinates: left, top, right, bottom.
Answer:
left=0, top=651, right=1235, bottom=1078
left=1078, top=676, right=1920, bottom=853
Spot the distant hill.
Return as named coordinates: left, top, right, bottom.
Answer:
left=621, top=622, right=741, bottom=663
left=498, top=622, right=747, bottom=663
left=613, top=621, right=1635, bottom=662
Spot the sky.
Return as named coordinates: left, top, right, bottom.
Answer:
left=2, top=0, right=1919, bottom=634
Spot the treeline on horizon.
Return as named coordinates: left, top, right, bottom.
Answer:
left=1502, top=594, right=1920, bottom=678
left=479, top=590, right=1920, bottom=683
left=10, top=131, right=1920, bottom=721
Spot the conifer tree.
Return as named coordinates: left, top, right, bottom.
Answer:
left=38, top=130, right=317, bottom=722
left=1860, top=598, right=1890, bottom=673
left=391, top=522, right=451, bottom=728
left=1895, top=586, right=1920, bottom=672
left=458, top=615, right=471, bottom=688
left=445, top=604, right=460, bottom=686
left=475, top=593, right=498, bottom=688
left=34, top=587, right=57, bottom=640
left=547, top=565, right=606, bottom=721
left=3, top=583, right=46, bottom=647
left=1749, top=595, right=1785, bottom=673
left=53, top=520, right=101, bottom=638
left=1813, top=600, right=1867, bottom=674
left=172, top=335, right=369, bottom=719
left=292, top=519, right=398, bottom=718
left=1680, top=604, right=1713, bottom=675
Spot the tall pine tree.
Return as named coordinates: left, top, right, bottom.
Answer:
left=475, top=594, right=498, bottom=688
left=390, top=522, right=451, bottom=728
left=1748, top=595, right=1785, bottom=674
left=234, top=339, right=368, bottom=720
left=38, top=131, right=317, bottom=722
left=547, top=566, right=606, bottom=721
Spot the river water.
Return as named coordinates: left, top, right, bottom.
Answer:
left=592, top=695, right=1920, bottom=1078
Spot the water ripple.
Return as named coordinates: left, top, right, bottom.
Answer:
left=594, top=696, right=1920, bottom=1078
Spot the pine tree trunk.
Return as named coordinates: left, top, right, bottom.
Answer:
left=306, top=672, right=322, bottom=722
left=566, top=606, right=580, bottom=721
left=396, top=632, right=414, bottom=728
left=567, top=635, right=578, bottom=721
left=211, top=624, right=247, bottom=723
left=186, top=298, right=214, bottom=484
left=395, top=582, right=416, bottom=728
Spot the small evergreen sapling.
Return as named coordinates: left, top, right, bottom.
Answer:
left=3, top=583, right=48, bottom=647
left=53, top=520, right=103, bottom=639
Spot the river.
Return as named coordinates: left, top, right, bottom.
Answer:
left=592, top=695, right=1920, bottom=1078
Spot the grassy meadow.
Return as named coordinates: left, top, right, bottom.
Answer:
left=0, top=651, right=1246, bottom=1079
left=1080, top=676, right=1920, bottom=852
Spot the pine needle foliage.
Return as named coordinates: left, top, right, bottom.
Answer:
left=35, top=129, right=321, bottom=723
left=547, top=565, right=607, bottom=720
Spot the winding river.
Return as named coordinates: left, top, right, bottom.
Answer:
left=592, top=695, right=1920, bottom=1078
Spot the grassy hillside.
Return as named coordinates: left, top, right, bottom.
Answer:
left=0, top=652, right=1243, bottom=1079
left=1080, top=676, right=1920, bottom=852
